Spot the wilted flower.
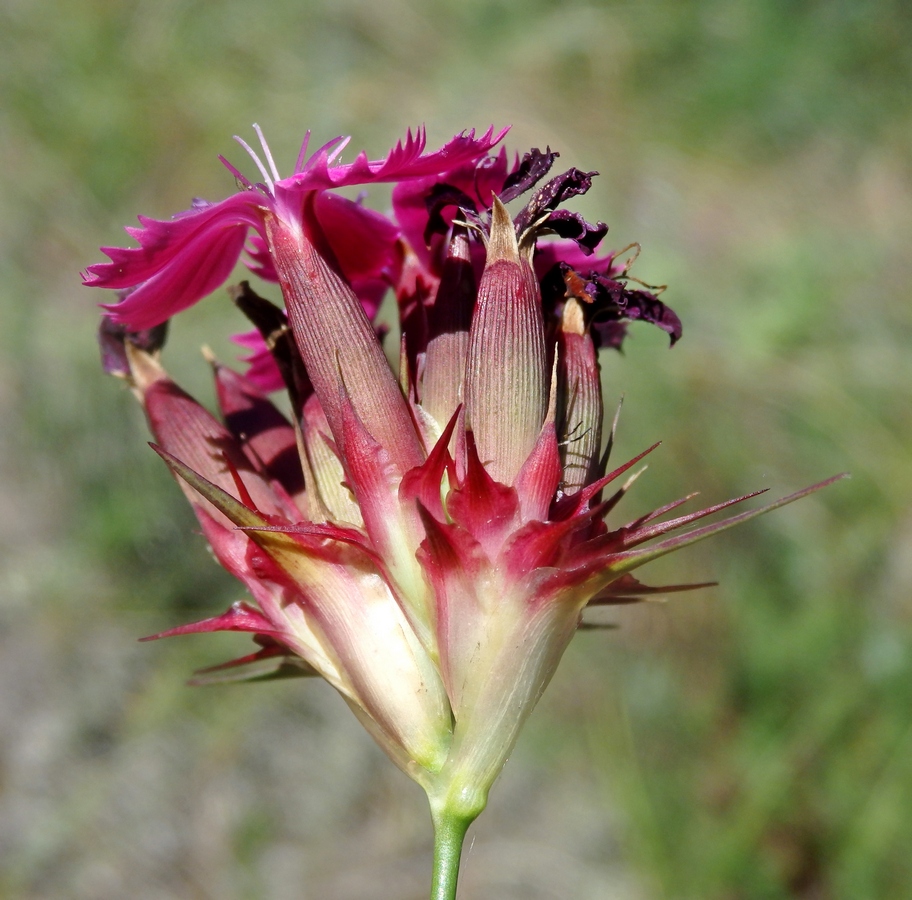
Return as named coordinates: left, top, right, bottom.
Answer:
left=86, top=125, right=841, bottom=899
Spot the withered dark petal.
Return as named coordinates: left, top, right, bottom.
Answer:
left=538, top=263, right=570, bottom=322
left=568, top=269, right=683, bottom=348
left=230, top=281, right=313, bottom=409
left=591, top=320, right=629, bottom=351
left=215, top=364, right=305, bottom=499
left=540, top=209, right=608, bottom=255
left=98, top=312, right=169, bottom=376
left=423, top=182, right=479, bottom=244
left=624, top=288, right=682, bottom=345
left=514, top=167, right=599, bottom=235
left=499, top=147, right=559, bottom=204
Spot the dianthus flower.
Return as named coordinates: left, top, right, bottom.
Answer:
left=86, top=125, right=841, bottom=899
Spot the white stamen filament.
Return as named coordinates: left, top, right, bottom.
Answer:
left=233, top=132, right=275, bottom=193
left=294, top=130, right=312, bottom=174
left=325, top=135, right=351, bottom=165
left=253, top=123, right=281, bottom=184
left=218, top=155, right=253, bottom=190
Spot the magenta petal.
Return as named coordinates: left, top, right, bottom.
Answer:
left=391, top=145, right=511, bottom=270
left=247, top=228, right=387, bottom=323
left=140, top=601, right=277, bottom=641
left=245, top=233, right=280, bottom=282
left=87, top=195, right=264, bottom=287
left=393, top=245, right=439, bottom=386
left=213, top=363, right=305, bottom=502
left=391, top=175, right=451, bottom=270
left=104, top=226, right=248, bottom=329
left=533, top=240, right=622, bottom=282
left=285, top=126, right=510, bottom=193
left=314, top=190, right=400, bottom=282
left=232, top=329, right=287, bottom=393
left=86, top=192, right=268, bottom=330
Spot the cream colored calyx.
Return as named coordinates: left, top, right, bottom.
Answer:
left=124, top=341, right=167, bottom=396
left=486, top=197, right=520, bottom=265
left=561, top=295, right=586, bottom=336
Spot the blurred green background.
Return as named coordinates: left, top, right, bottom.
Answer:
left=1, top=0, right=910, bottom=897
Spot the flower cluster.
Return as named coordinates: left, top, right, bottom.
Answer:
left=86, top=125, right=839, bottom=891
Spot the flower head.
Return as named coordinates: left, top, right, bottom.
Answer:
left=88, top=125, right=842, bottom=852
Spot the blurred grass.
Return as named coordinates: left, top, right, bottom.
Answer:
left=1, top=0, right=911, bottom=897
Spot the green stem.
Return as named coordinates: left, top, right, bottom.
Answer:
left=430, top=809, right=472, bottom=900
